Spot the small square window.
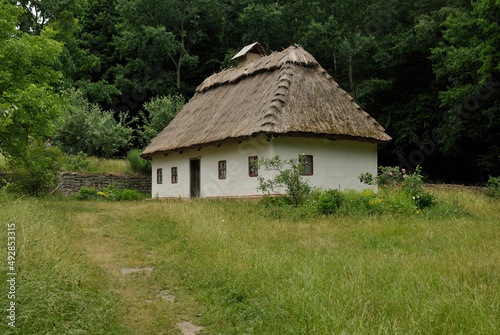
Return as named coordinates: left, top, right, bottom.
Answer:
left=157, top=168, right=163, bottom=184
left=218, top=160, right=226, bottom=179
left=249, top=156, right=258, bottom=177
left=171, top=167, right=178, bottom=183
left=299, top=155, right=313, bottom=175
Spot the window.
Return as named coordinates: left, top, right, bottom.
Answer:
left=218, top=160, right=227, bottom=179
left=299, top=154, right=313, bottom=175
left=171, top=167, right=178, bottom=183
left=249, top=156, right=258, bottom=177
left=157, top=168, right=163, bottom=184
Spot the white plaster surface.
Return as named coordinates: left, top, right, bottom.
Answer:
left=151, top=135, right=377, bottom=198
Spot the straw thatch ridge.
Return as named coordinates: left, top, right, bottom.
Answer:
left=141, top=45, right=391, bottom=159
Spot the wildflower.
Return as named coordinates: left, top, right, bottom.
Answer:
left=398, top=183, right=401, bottom=187
left=97, top=191, right=106, bottom=196
left=302, top=153, right=306, bottom=156
left=402, top=169, right=406, bottom=173
left=403, top=175, right=407, bottom=178
left=389, top=172, right=393, bottom=176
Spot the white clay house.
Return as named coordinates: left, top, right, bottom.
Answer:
left=140, top=43, right=391, bottom=199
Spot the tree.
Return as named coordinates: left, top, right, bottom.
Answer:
left=114, top=0, right=203, bottom=96
left=138, top=95, right=184, bottom=147
left=52, top=89, right=134, bottom=157
left=431, top=0, right=500, bottom=177
left=0, top=0, right=65, bottom=159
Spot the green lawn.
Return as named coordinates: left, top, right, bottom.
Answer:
left=0, top=188, right=498, bottom=334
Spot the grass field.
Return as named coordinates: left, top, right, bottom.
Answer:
left=0, top=188, right=499, bottom=334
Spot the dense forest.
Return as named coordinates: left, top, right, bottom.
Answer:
left=1, top=0, right=499, bottom=183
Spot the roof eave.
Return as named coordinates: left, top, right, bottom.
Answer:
left=140, top=132, right=392, bottom=160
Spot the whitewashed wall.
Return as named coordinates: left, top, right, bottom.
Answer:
left=273, top=137, right=377, bottom=192
left=151, top=135, right=274, bottom=198
left=150, top=135, right=377, bottom=198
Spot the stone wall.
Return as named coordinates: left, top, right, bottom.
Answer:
left=0, top=172, right=151, bottom=195
left=57, top=172, right=151, bottom=195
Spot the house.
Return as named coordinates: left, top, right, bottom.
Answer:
left=140, top=43, right=391, bottom=199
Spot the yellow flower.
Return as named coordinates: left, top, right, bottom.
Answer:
left=97, top=192, right=106, bottom=196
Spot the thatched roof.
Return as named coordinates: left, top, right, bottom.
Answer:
left=141, top=44, right=391, bottom=159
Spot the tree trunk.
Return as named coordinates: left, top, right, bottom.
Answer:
left=348, top=53, right=355, bottom=98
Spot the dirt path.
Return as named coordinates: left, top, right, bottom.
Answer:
left=73, top=206, right=204, bottom=334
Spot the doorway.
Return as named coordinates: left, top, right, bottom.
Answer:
left=190, top=158, right=200, bottom=198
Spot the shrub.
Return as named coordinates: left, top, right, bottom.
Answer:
left=382, top=191, right=416, bottom=214
left=65, top=152, right=91, bottom=172
left=360, top=166, right=435, bottom=209
left=485, top=176, right=500, bottom=197
left=127, top=149, right=151, bottom=174
left=257, top=155, right=311, bottom=206
left=414, top=192, right=436, bottom=209
left=317, top=189, right=344, bottom=214
left=8, top=141, right=64, bottom=195
left=117, top=189, right=146, bottom=201
left=75, top=187, right=99, bottom=200
left=53, top=89, right=134, bottom=157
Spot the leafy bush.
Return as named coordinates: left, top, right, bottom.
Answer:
left=53, top=89, right=134, bottom=157
left=360, top=166, right=435, bottom=209
left=117, top=189, right=145, bottom=201
left=257, top=155, right=311, bottom=206
left=485, top=176, right=500, bottom=197
left=127, top=149, right=151, bottom=174
left=414, top=192, right=436, bottom=209
left=382, top=191, right=416, bottom=214
left=65, top=152, right=91, bottom=172
left=317, top=189, right=344, bottom=214
left=75, top=187, right=99, bottom=200
left=8, top=141, right=64, bottom=195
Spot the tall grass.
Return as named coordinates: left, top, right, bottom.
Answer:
left=63, top=155, right=128, bottom=174
left=0, top=192, right=126, bottom=334
left=0, top=187, right=498, bottom=334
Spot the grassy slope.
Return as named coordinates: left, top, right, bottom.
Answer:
left=0, top=188, right=499, bottom=334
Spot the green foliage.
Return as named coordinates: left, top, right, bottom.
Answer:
left=115, top=0, right=202, bottom=94
left=430, top=0, right=500, bottom=176
left=75, top=186, right=99, bottom=200
left=0, top=0, right=65, bottom=159
left=2, top=0, right=497, bottom=183
left=485, top=176, right=500, bottom=198
left=138, top=95, right=184, bottom=147
left=360, top=166, right=435, bottom=209
left=8, top=141, right=64, bottom=195
left=127, top=149, right=151, bottom=174
left=317, top=189, right=344, bottom=215
left=53, top=89, right=134, bottom=157
left=414, top=192, right=437, bottom=209
left=257, top=155, right=311, bottom=206
left=65, top=152, right=91, bottom=172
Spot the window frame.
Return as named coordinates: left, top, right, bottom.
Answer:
left=157, top=168, right=163, bottom=184
left=171, top=167, right=178, bottom=184
left=218, top=160, right=227, bottom=179
left=248, top=156, right=258, bottom=177
left=299, top=154, right=313, bottom=176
